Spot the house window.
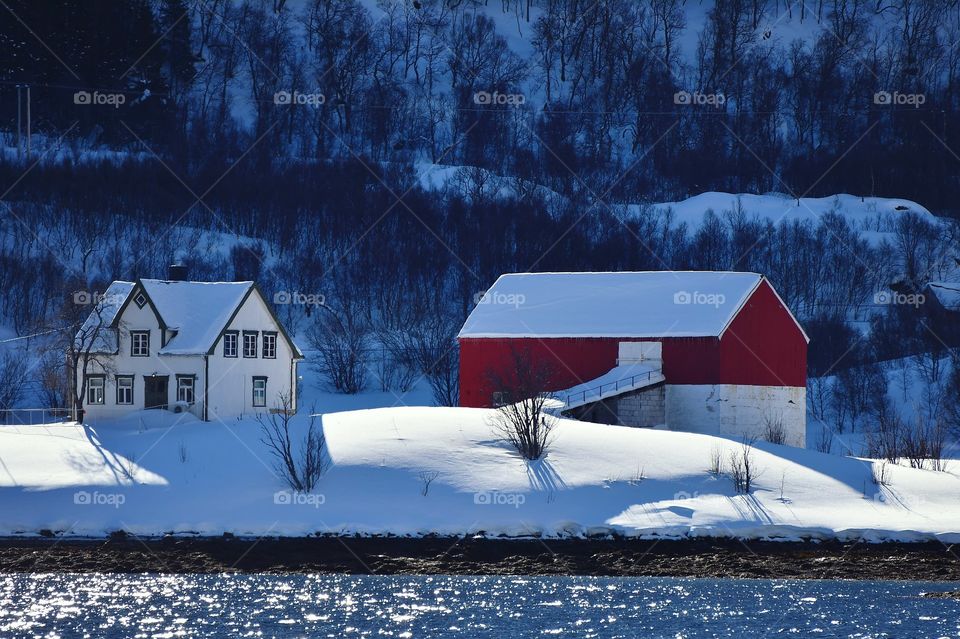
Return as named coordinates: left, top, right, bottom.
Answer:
left=177, top=375, right=195, bottom=404
left=116, top=376, right=133, bottom=405
left=492, top=391, right=511, bottom=407
left=262, top=332, right=277, bottom=359
left=134, top=292, right=147, bottom=309
left=87, top=376, right=105, bottom=405
left=252, top=376, right=267, bottom=407
left=223, top=331, right=238, bottom=358
left=243, top=331, right=258, bottom=358
left=131, top=331, right=150, bottom=357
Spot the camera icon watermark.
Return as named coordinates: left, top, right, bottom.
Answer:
left=873, top=290, right=924, bottom=308
left=673, top=290, right=726, bottom=308
left=273, top=490, right=325, bottom=508
left=873, top=90, right=925, bottom=108
left=473, top=290, right=526, bottom=308
left=473, top=90, right=526, bottom=106
left=73, top=290, right=126, bottom=306
left=473, top=491, right=526, bottom=508
left=674, top=90, right=725, bottom=108
left=274, top=90, right=326, bottom=107
left=73, top=91, right=126, bottom=109
left=273, top=291, right=325, bottom=307
left=73, top=490, right=126, bottom=509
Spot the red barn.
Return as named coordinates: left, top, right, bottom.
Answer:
left=458, top=271, right=808, bottom=447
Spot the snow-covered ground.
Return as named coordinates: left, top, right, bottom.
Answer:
left=1, top=405, right=958, bottom=542
left=641, top=192, right=939, bottom=246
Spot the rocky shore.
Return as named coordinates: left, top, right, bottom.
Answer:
left=1, top=536, right=960, bottom=583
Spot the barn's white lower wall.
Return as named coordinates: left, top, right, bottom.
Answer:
left=665, top=384, right=806, bottom=448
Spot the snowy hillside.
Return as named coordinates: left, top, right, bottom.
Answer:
left=644, top=192, right=940, bottom=246
left=1, top=407, right=958, bottom=542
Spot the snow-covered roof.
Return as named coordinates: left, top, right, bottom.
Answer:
left=74, top=281, right=135, bottom=352
left=76, top=279, right=303, bottom=356
left=926, top=282, right=960, bottom=312
left=458, top=271, right=764, bottom=338
left=138, top=279, right=254, bottom=355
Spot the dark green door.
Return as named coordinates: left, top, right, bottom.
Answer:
left=144, top=375, right=168, bottom=409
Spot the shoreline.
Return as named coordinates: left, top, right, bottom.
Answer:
left=2, top=536, right=960, bottom=581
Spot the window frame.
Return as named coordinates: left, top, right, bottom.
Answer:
left=130, top=330, right=150, bottom=357
left=87, top=375, right=105, bottom=405
left=176, top=374, right=196, bottom=405
left=252, top=376, right=267, bottom=407
left=115, top=375, right=134, bottom=405
left=262, top=331, right=277, bottom=359
left=242, top=331, right=258, bottom=359
left=223, top=331, right=239, bottom=358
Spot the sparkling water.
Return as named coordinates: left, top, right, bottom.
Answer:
left=1, top=573, right=958, bottom=638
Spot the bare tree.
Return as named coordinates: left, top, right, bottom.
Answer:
left=814, top=426, right=834, bottom=454
left=258, top=394, right=329, bottom=492
left=57, top=289, right=121, bottom=422
left=488, top=347, right=557, bottom=460
left=309, top=302, right=370, bottom=395
left=0, top=351, right=27, bottom=411
left=405, top=313, right=460, bottom=407
left=900, top=415, right=947, bottom=471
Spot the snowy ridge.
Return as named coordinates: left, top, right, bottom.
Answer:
left=1, top=407, right=958, bottom=542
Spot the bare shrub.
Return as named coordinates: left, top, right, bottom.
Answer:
left=762, top=412, right=787, bottom=445
left=418, top=470, right=439, bottom=496
left=177, top=442, right=188, bottom=464
left=815, top=426, right=834, bottom=454
left=258, top=395, right=329, bottom=492
left=729, top=438, right=759, bottom=494
left=708, top=445, right=724, bottom=476
left=901, top=416, right=947, bottom=471
left=871, top=460, right=891, bottom=487
left=488, top=347, right=557, bottom=460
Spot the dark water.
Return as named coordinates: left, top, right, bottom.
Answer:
left=1, top=573, right=958, bottom=638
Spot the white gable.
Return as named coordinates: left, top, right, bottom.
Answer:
left=458, top=271, right=763, bottom=339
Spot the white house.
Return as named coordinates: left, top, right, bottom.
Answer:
left=74, top=274, right=303, bottom=422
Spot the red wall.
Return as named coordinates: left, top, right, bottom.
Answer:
left=719, top=279, right=807, bottom=387
left=458, top=278, right=808, bottom=408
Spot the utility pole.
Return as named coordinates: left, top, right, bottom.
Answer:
left=26, top=85, right=31, bottom=160
left=16, top=84, right=22, bottom=162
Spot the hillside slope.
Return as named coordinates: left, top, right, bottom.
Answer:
left=1, top=407, right=958, bottom=542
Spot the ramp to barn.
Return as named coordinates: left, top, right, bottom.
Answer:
left=552, top=363, right=664, bottom=411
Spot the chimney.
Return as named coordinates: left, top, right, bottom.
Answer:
left=167, top=264, right=189, bottom=282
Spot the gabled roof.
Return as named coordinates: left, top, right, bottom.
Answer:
left=137, top=279, right=253, bottom=354
left=458, top=271, right=791, bottom=339
left=77, top=279, right=303, bottom=357
left=926, top=281, right=960, bottom=312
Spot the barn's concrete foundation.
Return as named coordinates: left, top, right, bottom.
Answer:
left=665, top=384, right=806, bottom=447
left=563, top=383, right=665, bottom=428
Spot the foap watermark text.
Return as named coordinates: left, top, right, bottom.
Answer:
left=674, top=290, right=726, bottom=308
